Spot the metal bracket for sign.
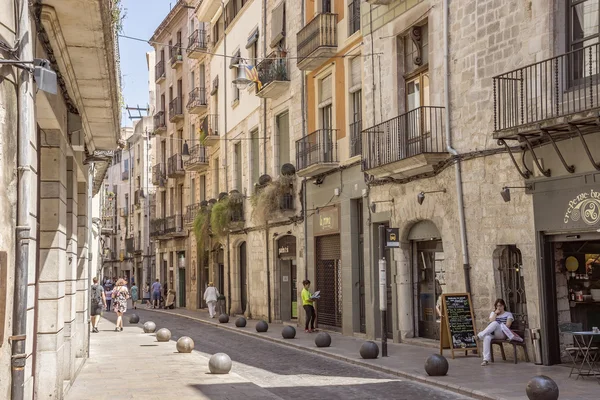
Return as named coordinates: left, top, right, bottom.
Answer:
left=541, top=129, right=575, bottom=174
left=571, top=123, right=600, bottom=171
left=519, top=134, right=551, bottom=177
left=497, top=139, right=531, bottom=179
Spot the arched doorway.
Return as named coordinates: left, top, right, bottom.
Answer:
left=239, top=242, right=247, bottom=314
left=408, top=220, right=444, bottom=340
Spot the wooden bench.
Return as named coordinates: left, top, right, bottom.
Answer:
left=490, top=321, right=530, bottom=364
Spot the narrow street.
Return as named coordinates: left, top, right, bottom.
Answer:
left=74, top=309, right=468, bottom=400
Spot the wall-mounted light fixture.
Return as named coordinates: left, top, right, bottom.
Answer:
left=181, top=140, right=190, bottom=162
left=417, top=189, right=446, bottom=205
left=0, top=58, right=57, bottom=94
left=500, top=186, right=532, bottom=203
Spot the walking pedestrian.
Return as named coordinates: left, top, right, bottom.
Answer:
left=301, top=280, right=317, bottom=333
left=143, top=282, right=150, bottom=307
left=151, top=278, right=162, bottom=309
left=104, top=283, right=113, bottom=312
left=112, top=278, right=130, bottom=332
left=90, top=277, right=106, bottom=333
left=203, top=282, right=219, bottom=318
left=130, top=283, right=138, bottom=309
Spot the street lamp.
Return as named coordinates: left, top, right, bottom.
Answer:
left=231, top=60, right=252, bottom=90
left=181, top=140, right=190, bottom=162
left=500, top=186, right=531, bottom=203
left=417, top=189, right=447, bottom=205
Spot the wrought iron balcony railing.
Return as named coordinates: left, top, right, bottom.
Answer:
left=152, top=163, right=165, bottom=186
left=153, top=111, right=166, bottom=132
left=169, top=42, right=183, bottom=65
left=187, top=29, right=208, bottom=53
left=494, top=42, right=600, bottom=133
left=167, top=154, right=185, bottom=177
left=295, top=128, right=338, bottom=171
left=165, top=214, right=184, bottom=234
left=155, top=59, right=165, bottom=81
left=185, top=203, right=201, bottom=224
left=150, top=218, right=165, bottom=237
left=183, top=144, right=208, bottom=169
left=279, top=193, right=294, bottom=211
left=256, top=52, right=289, bottom=90
left=200, top=114, right=219, bottom=144
left=349, top=119, right=362, bottom=157
left=169, top=97, right=183, bottom=121
left=362, top=106, right=445, bottom=171
left=187, top=87, right=207, bottom=109
left=297, top=13, right=338, bottom=67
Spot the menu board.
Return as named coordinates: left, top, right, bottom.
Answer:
left=439, top=293, right=479, bottom=358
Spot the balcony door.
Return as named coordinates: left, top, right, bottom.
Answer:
left=319, top=74, right=333, bottom=163
left=320, top=0, right=332, bottom=13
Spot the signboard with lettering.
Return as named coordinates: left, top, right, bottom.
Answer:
left=386, top=228, right=400, bottom=248
left=277, top=235, right=297, bottom=258
left=313, top=206, right=340, bottom=236
left=440, top=293, right=479, bottom=359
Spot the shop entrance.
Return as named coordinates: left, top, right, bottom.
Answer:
left=239, top=242, right=247, bottom=314
left=315, top=234, right=342, bottom=330
left=542, top=234, right=600, bottom=365
left=278, top=235, right=297, bottom=322
left=409, top=221, right=444, bottom=341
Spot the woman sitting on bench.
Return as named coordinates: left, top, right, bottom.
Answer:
left=478, top=298, right=513, bottom=366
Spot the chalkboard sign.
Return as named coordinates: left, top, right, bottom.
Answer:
left=439, top=293, right=479, bottom=358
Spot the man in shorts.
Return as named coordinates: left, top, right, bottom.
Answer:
left=151, top=278, right=162, bottom=309
left=90, top=277, right=106, bottom=333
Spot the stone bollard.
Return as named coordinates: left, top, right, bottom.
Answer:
left=359, top=341, right=379, bottom=359
left=315, top=332, right=331, bottom=348
left=218, top=314, right=229, bottom=323
left=156, top=328, right=171, bottom=342
left=143, top=321, right=156, bottom=333
left=525, top=376, right=559, bottom=400
left=282, top=326, right=296, bottom=339
left=255, top=320, right=268, bottom=332
left=176, top=336, right=194, bottom=353
left=235, top=317, right=247, bottom=328
left=129, top=314, right=139, bottom=324
left=424, top=354, right=449, bottom=376
left=209, top=353, right=232, bottom=374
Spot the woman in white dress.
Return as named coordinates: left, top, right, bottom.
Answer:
left=203, top=282, right=220, bottom=318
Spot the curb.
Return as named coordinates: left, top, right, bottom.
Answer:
left=143, top=308, right=501, bottom=400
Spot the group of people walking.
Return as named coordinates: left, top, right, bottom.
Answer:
left=90, top=276, right=142, bottom=332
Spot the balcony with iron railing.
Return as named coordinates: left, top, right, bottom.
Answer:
left=169, top=97, right=184, bottom=122
left=152, top=163, right=166, bottom=187
left=185, top=203, right=201, bottom=225
left=348, top=0, right=361, bottom=36
left=362, top=106, right=448, bottom=179
left=165, top=214, right=186, bottom=237
left=295, top=129, right=339, bottom=177
left=155, top=59, right=165, bottom=82
left=153, top=111, right=166, bottom=134
left=200, top=114, right=219, bottom=146
left=183, top=144, right=209, bottom=172
left=494, top=42, right=600, bottom=139
left=349, top=119, right=362, bottom=157
left=167, top=154, right=185, bottom=178
left=229, top=196, right=245, bottom=223
left=256, top=52, right=290, bottom=99
left=297, top=13, right=338, bottom=71
left=279, top=192, right=294, bottom=211
left=150, top=218, right=165, bottom=238
left=101, top=219, right=116, bottom=236
left=169, top=43, right=183, bottom=67
left=187, top=29, right=208, bottom=58
left=187, top=87, right=207, bottom=114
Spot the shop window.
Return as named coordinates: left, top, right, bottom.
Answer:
left=494, top=245, right=528, bottom=327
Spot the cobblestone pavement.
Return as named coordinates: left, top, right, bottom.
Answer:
left=91, top=309, right=468, bottom=400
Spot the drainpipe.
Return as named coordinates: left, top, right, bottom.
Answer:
left=301, top=0, right=308, bottom=282
left=443, top=0, right=471, bottom=293
left=12, top=0, right=33, bottom=398
left=87, top=164, right=94, bottom=357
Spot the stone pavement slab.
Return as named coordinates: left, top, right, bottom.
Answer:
left=145, top=307, right=600, bottom=400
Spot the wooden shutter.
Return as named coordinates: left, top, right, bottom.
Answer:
left=350, top=57, right=361, bottom=92
left=319, top=75, right=332, bottom=106
left=270, top=1, right=285, bottom=48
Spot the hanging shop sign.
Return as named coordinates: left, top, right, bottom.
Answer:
left=313, top=206, right=340, bottom=236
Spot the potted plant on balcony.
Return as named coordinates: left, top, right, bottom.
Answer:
left=210, top=196, right=231, bottom=238
left=250, top=168, right=295, bottom=224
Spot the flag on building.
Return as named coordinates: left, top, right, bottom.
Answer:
left=246, top=64, right=262, bottom=91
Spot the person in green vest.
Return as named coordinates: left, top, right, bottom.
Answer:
left=301, top=280, right=317, bottom=333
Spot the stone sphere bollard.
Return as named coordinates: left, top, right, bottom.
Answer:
left=176, top=336, right=195, bottom=353
left=235, top=317, right=247, bottom=328
left=218, top=314, right=229, bottom=323
left=359, top=341, right=380, bottom=359
left=209, top=353, right=232, bottom=374
left=282, top=326, right=296, bottom=339
left=424, top=354, right=449, bottom=376
left=526, top=376, right=559, bottom=400
left=143, top=321, right=156, bottom=333
left=255, top=320, right=269, bottom=332
left=315, top=332, right=331, bottom=348
left=129, top=314, right=139, bottom=324
left=156, top=328, right=172, bottom=342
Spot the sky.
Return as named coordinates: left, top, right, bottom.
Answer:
left=118, top=0, right=175, bottom=127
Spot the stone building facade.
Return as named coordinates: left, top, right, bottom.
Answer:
left=0, top=0, right=120, bottom=398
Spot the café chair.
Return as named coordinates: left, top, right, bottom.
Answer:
left=490, top=319, right=530, bottom=364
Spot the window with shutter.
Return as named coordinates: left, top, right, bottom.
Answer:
left=319, top=75, right=332, bottom=108
left=350, top=57, right=361, bottom=93
left=270, top=1, right=286, bottom=48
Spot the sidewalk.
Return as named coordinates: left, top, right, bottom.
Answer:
left=145, top=307, right=599, bottom=400
left=65, top=317, right=282, bottom=400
